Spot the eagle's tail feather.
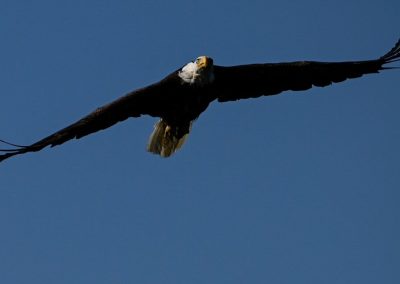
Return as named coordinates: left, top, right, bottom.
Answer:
left=147, top=119, right=191, bottom=158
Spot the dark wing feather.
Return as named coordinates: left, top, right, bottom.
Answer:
left=214, top=39, right=400, bottom=102
left=0, top=80, right=173, bottom=162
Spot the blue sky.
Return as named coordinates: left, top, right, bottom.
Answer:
left=1, top=0, right=399, bottom=283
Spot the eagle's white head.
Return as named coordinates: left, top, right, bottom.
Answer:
left=178, top=56, right=215, bottom=85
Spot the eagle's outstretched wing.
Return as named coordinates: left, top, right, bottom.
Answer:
left=213, top=39, right=400, bottom=102
left=0, top=81, right=171, bottom=162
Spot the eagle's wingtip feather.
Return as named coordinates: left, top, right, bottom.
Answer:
left=381, top=38, right=400, bottom=63
left=0, top=151, right=20, bottom=163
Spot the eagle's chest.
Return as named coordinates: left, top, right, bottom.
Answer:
left=164, top=84, right=212, bottom=121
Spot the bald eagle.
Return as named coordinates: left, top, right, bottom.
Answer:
left=1, top=40, right=399, bottom=162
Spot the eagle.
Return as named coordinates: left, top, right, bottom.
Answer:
left=1, top=40, right=399, bottom=162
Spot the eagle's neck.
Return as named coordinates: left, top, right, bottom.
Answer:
left=178, top=61, right=214, bottom=86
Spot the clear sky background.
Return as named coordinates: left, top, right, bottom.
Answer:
left=0, top=1, right=399, bottom=283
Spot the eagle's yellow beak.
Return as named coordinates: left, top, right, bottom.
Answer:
left=196, top=56, right=213, bottom=69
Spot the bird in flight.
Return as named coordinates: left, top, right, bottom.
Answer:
left=1, top=39, right=399, bottom=162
